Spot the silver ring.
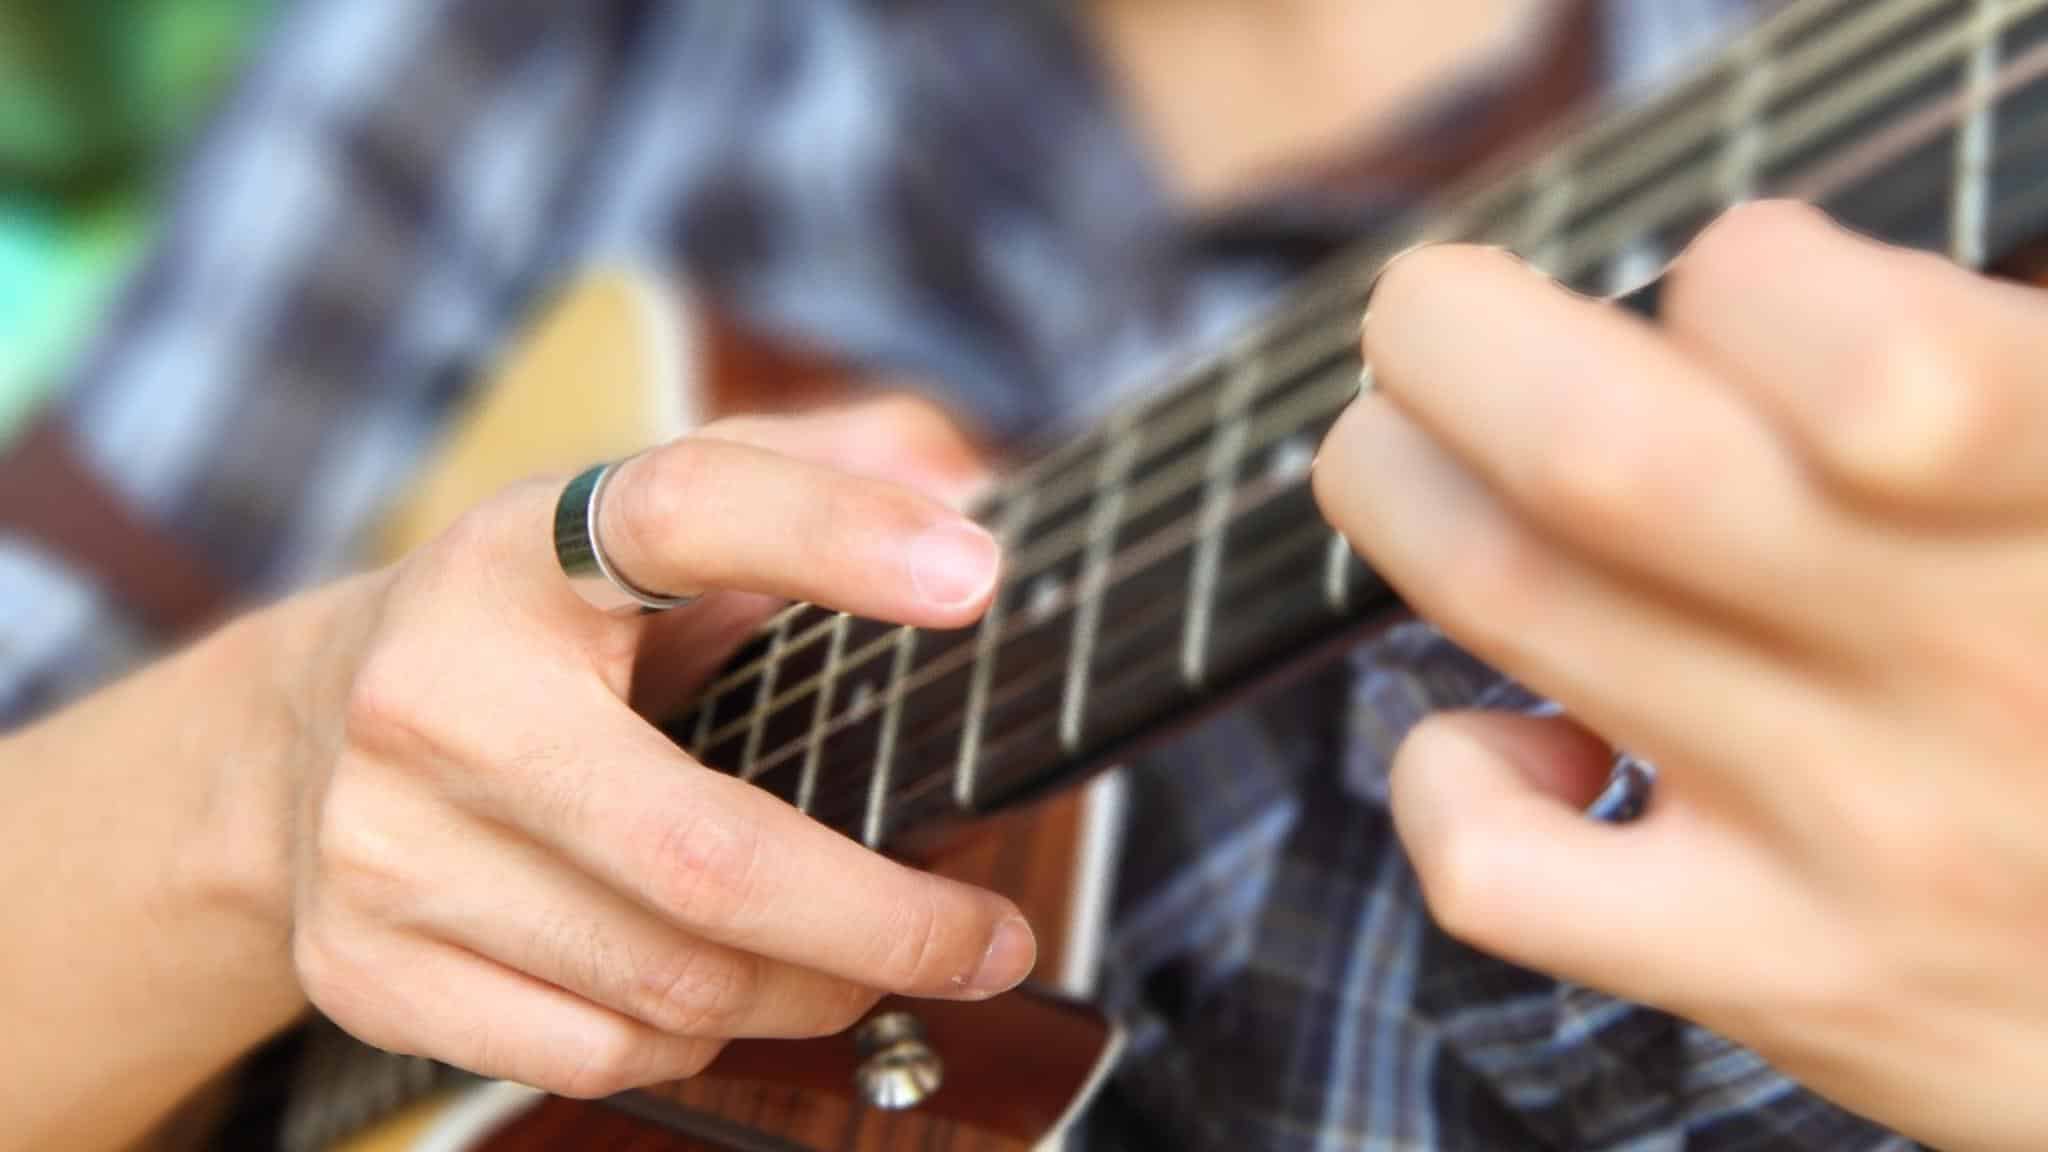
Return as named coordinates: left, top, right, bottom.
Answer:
left=553, top=460, right=697, bottom=614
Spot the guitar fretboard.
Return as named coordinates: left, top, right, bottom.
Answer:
left=667, top=0, right=2048, bottom=849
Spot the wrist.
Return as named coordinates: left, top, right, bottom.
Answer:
left=178, top=571, right=390, bottom=949
left=0, top=569, right=393, bottom=1150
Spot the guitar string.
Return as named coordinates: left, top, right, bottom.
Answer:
left=770, top=399, right=1349, bottom=822
left=764, top=29, right=2048, bottom=831
left=809, top=513, right=1353, bottom=836
left=841, top=76, right=2048, bottom=835
left=701, top=362, right=1359, bottom=762
left=692, top=6, right=2041, bottom=788
left=712, top=26, right=2039, bottom=824
left=901, top=0, right=1906, bottom=527
left=678, top=0, right=2016, bottom=719
left=710, top=27, right=2045, bottom=833
left=690, top=286, right=1368, bottom=704
left=680, top=0, right=1996, bottom=710
left=847, top=58, right=2048, bottom=828
left=297, top=0, right=2030, bottom=1134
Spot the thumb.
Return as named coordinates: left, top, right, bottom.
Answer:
left=1390, top=711, right=1683, bottom=1004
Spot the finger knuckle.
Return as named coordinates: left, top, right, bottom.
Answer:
left=640, top=947, right=755, bottom=1037
left=292, top=920, right=385, bottom=1034
left=1431, top=521, right=1554, bottom=667
left=1834, top=280, right=1993, bottom=492
left=1311, top=407, right=1369, bottom=529
left=670, top=1038, right=726, bottom=1079
left=427, top=503, right=504, bottom=570
left=643, top=805, right=761, bottom=933
left=341, top=649, right=439, bottom=762
left=1361, top=247, right=1457, bottom=378
left=1675, top=200, right=1831, bottom=307
left=805, top=482, right=909, bottom=571
left=550, top=1022, right=647, bottom=1098
left=614, top=439, right=724, bottom=576
left=875, top=888, right=947, bottom=992
left=859, top=392, right=944, bottom=439
left=814, top=985, right=884, bottom=1038
left=635, top=438, right=722, bottom=531
left=1415, top=822, right=1507, bottom=953
left=313, top=775, right=416, bottom=915
left=1522, top=411, right=1688, bottom=544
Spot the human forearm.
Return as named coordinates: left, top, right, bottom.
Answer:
left=0, top=574, right=381, bottom=1152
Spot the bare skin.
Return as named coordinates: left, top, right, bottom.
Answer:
left=1314, top=204, right=2048, bottom=1152
left=13, top=5, right=2048, bottom=1152
left=1, top=396, right=1031, bottom=1151
left=1086, top=0, right=1545, bottom=207
left=5, top=11, right=1540, bottom=1147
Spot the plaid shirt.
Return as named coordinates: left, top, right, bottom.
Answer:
left=5, top=2, right=1916, bottom=1148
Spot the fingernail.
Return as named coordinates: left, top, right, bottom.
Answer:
left=910, top=520, right=999, bottom=608
left=963, top=916, right=1036, bottom=997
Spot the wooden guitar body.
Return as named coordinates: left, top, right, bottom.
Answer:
left=333, top=272, right=1126, bottom=1152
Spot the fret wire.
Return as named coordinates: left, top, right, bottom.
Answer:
left=862, top=626, right=918, bottom=848
left=688, top=303, right=1362, bottom=714
left=795, top=612, right=850, bottom=813
left=688, top=691, right=715, bottom=751
left=1768, top=11, right=1980, bottom=171
left=999, top=315, right=1359, bottom=579
left=866, top=147, right=2048, bottom=836
left=1477, top=0, right=1987, bottom=250
left=1765, top=0, right=1880, bottom=52
left=1570, top=91, right=1730, bottom=232
left=686, top=0, right=1968, bottom=718
left=1953, top=0, right=2003, bottom=266
left=729, top=33, right=2037, bottom=800
left=738, top=613, right=791, bottom=780
left=1181, top=354, right=1263, bottom=688
left=1324, top=530, right=1355, bottom=613
left=1060, top=427, right=1143, bottom=753
left=1555, top=160, right=1721, bottom=283
left=1774, top=0, right=1965, bottom=110
left=1562, top=0, right=2037, bottom=283
left=806, top=147, right=2048, bottom=844
left=1720, top=33, right=1776, bottom=204
left=955, top=491, right=1039, bottom=809
left=1994, top=121, right=2048, bottom=227
left=707, top=77, right=1930, bottom=770
left=698, top=603, right=837, bottom=703
left=882, top=512, right=1353, bottom=822
left=1554, top=0, right=1980, bottom=238
left=703, top=354, right=1363, bottom=759
left=792, top=411, right=1349, bottom=824
left=1004, top=328, right=1354, bottom=583
left=1784, top=2, right=2048, bottom=207
left=1520, top=152, right=1577, bottom=269
left=684, top=0, right=2045, bottom=770
left=868, top=87, right=2048, bottom=824
left=1983, top=27, right=2048, bottom=237
left=1431, top=0, right=1928, bottom=259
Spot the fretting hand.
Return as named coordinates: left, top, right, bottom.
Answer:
left=285, top=395, right=1034, bottom=1097
left=1313, top=201, right=2048, bottom=1151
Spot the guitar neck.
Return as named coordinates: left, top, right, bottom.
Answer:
left=667, top=0, right=2048, bottom=850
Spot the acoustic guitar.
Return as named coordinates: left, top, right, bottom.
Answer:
left=298, top=0, right=2048, bottom=1147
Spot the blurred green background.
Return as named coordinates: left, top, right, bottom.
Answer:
left=0, top=0, right=271, bottom=443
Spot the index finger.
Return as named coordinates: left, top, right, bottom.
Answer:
left=598, top=435, right=999, bottom=628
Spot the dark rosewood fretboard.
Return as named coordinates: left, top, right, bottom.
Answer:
left=664, top=0, right=2048, bottom=851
